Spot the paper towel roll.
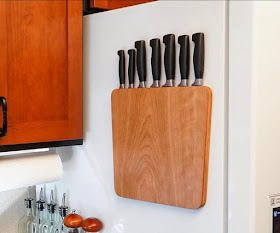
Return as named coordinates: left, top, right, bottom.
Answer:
left=0, top=151, right=63, bottom=192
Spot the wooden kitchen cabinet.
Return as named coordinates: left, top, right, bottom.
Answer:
left=90, top=0, right=155, bottom=10
left=0, top=0, right=83, bottom=151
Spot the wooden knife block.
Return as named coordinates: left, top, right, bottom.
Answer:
left=111, top=86, right=212, bottom=209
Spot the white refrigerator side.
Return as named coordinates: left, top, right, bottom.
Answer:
left=228, top=2, right=256, bottom=233
left=42, top=2, right=228, bottom=233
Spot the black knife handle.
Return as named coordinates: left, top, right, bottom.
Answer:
left=192, top=33, right=205, bottom=80
left=178, top=35, right=190, bottom=80
left=150, top=38, right=161, bottom=81
left=128, top=49, right=136, bottom=85
left=163, top=34, right=176, bottom=81
left=117, top=50, right=125, bottom=86
left=135, top=40, right=147, bottom=82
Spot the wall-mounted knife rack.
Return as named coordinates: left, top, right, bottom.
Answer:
left=111, top=86, right=212, bottom=209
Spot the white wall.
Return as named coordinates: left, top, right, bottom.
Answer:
left=46, top=1, right=228, bottom=233
left=0, top=187, right=36, bottom=233
left=0, top=149, right=42, bottom=232
left=228, top=2, right=280, bottom=233
left=254, top=2, right=280, bottom=233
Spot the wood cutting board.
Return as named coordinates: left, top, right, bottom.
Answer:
left=111, top=86, right=212, bottom=209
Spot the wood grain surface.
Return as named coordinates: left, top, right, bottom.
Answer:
left=111, top=87, right=212, bottom=209
left=0, top=0, right=83, bottom=146
left=90, top=0, right=155, bottom=10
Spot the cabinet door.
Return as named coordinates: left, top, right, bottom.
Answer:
left=90, top=0, right=155, bottom=10
left=0, top=0, right=83, bottom=150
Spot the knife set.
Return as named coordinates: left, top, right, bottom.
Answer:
left=117, top=33, right=204, bottom=88
left=111, top=33, right=212, bottom=210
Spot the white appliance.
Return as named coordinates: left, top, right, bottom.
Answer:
left=35, top=1, right=280, bottom=233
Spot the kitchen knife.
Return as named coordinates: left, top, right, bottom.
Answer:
left=192, top=33, right=205, bottom=86
left=128, top=49, right=136, bottom=88
left=150, top=38, right=161, bottom=88
left=135, top=40, right=146, bottom=88
left=118, top=50, right=125, bottom=89
left=178, top=35, right=190, bottom=87
left=163, top=34, right=176, bottom=87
